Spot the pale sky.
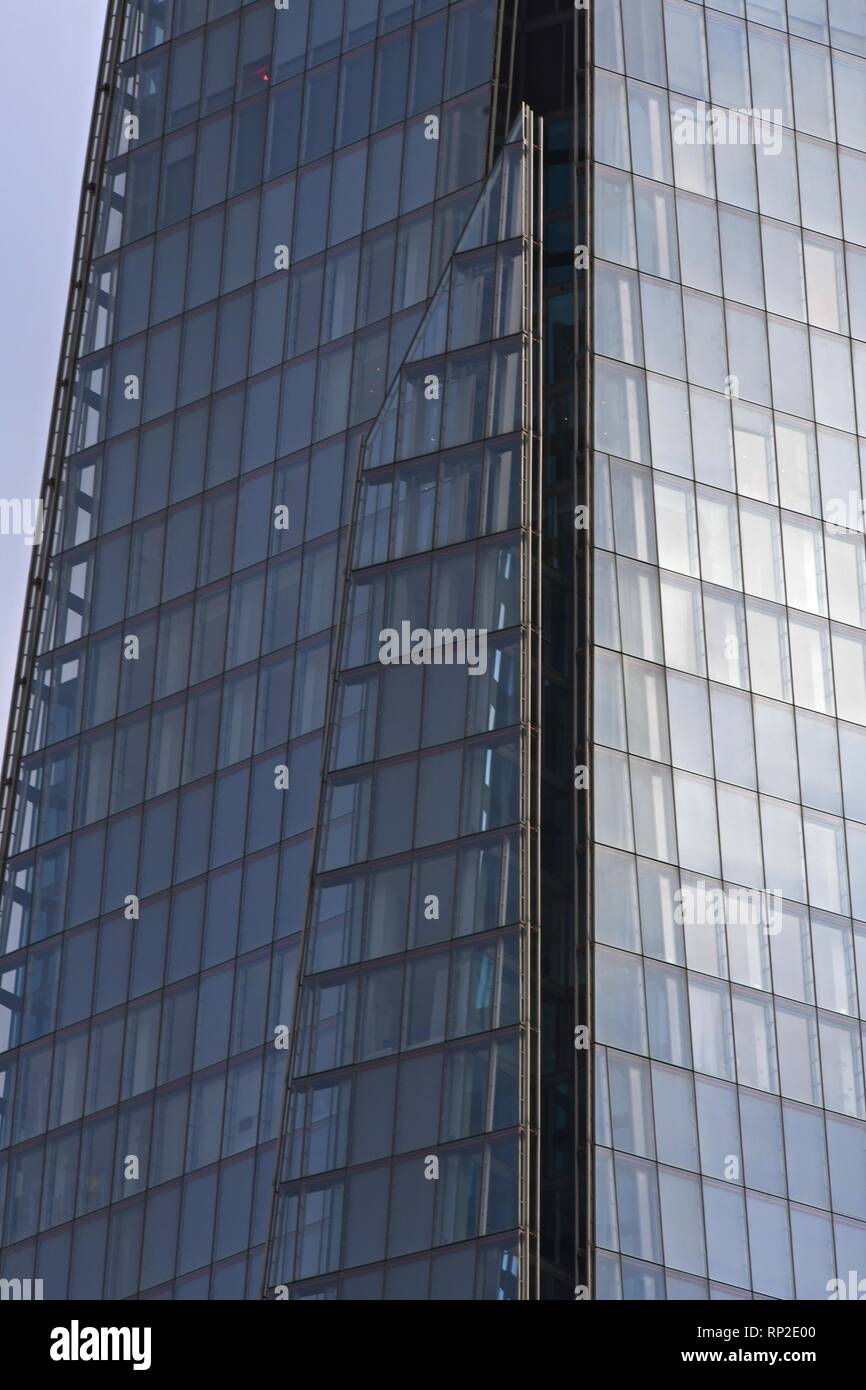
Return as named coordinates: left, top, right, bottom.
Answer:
left=0, top=0, right=108, bottom=742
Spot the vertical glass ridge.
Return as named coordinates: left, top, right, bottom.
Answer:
left=265, top=107, right=543, bottom=1300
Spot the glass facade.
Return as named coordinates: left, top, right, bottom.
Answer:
left=265, top=109, right=543, bottom=1299
left=4, top=0, right=866, bottom=1304
left=0, top=0, right=518, bottom=1300
left=592, top=0, right=866, bottom=1301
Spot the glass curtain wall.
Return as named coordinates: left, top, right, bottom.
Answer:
left=265, top=108, right=543, bottom=1301
left=0, top=0, right=510, bottom=1300
left=592, top=0, right=866, bottom=1300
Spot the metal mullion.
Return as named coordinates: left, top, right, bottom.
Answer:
left=575, top=0, right=595, bottom=1299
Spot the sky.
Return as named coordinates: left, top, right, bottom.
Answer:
left=0, top=0, right=109, bottom=743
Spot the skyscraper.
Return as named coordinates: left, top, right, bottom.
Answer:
left=0, top=0, right=864, bottom=1304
